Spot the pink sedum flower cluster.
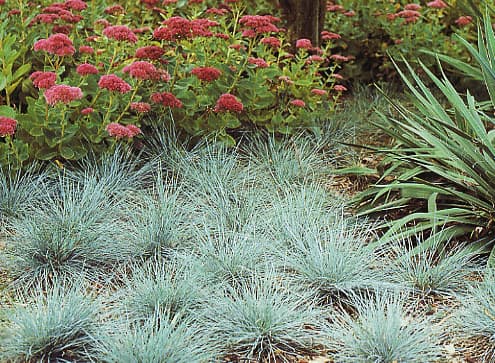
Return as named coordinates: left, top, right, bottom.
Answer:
left=106, top=122, right=141, bottom=138
left=44, top=84, right=83, bottom=105
left=214, top=94, right=244, bottom=113
left=0, top=117, right=17, bottom=137
left=34, top=33, right=75, bottom=56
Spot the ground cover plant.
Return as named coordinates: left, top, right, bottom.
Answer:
left=3, top=1, right=495, bottom=363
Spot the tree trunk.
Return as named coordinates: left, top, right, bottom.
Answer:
left=278, top=0, right=326, bottom=48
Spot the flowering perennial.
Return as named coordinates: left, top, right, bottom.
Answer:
left=123, top=61, right=159, bottom=80
left=0, top=117, right=17, bottom=137
left=34, top=33, right=75, bottom=56
left=98, top=74, right=132, bottom=93
left=76, top=63, right=99, bottom=76
left=44, top=85, right=83, bottom=105
left=151, top=91, right=183, bottom=108
left=191, top=67, right=222, bottom=82
left=30, top=71, right=57, bottom=89
left=106, top=122, right=141, bottom=138
left=214, top=93, right=244, bottom=113
left=103, top=25, right=138, bottom=43
left=130, top=102, right=151, bottom=113
left=153, top=17, right=219, bottom=41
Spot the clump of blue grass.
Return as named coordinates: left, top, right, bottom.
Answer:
left=385, top=235, right=481, bottom=296
left=64, top=146, right=152, bottom=199
left=451, top=269, right=495, bottom=360
left=0, top=282, right=101, bottom=363
left=192, top=229, right=271, bottom=290
left=201, top=272, right=324, bottom=362
left=116, top=259, right=206, bottom=324
left=176, top=144, right=269, bottom=235
left=264, top=183, right=345, bottom=241
left=0, top=164, right=47, bottom=229
left=126, top=173, right=188, bottom=259
left=97, top=316, right=219, bottom=363
left=242, top=133, right=331, bottom=188
left=277, top=211, right=386, bottom=300
left=325, top=293, right=444, bottom=363
left=3, top=177, right=133, bottom=289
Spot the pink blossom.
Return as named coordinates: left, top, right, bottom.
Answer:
left=98, top=74, right=132, bottom=93
left=455, top=16, right=472, bottom=27
left=103, top=25, right=138, bottom=43
left=135, top=45, right=165, bottom=60
left=76, top=63, right=99, bottom=76
left=405, top=3, right=421, bottom=10
left=106, top=122, right=141, bottom=138
left=191, top=66, right=222, bottom=82
left=34, top=33, right=75, bottom=56
left=214, top=93, right=243, bottom=113
left=130, top=102, right=151, bottom=113
left=122, top=61, right=159, bottom=80
left=81, top=107, right=94, bottom=115
left=44, top=85, right=83, bottom=105
left=151, top=92, right=183, bottom=108
left=290, top=99, right=305, bottom=107
left=321, top=31, right=341, bottom=40
left=79, top=45, right=94, bottom=54
left=0, top=117, right=17, bottom=137
left=334, top=84, right=348, bottom=92
left=260, top=36, right=281, bottom=48
left=248, top=57, right=269, bottom=68
left=30, top=71, right=57, bottom=89
left=296, top=38, right=312, bottom=49
left=311, top=88, right=327, bottom=96
left=426, top=0, right=447, bottom=8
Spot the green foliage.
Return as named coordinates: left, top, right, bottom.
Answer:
left=354, top=13, right=495, bottom=263
left=0, top=283, right=101, bottom=363
left=0, top=0, right=345, bottom=168
left=325, top=293, right=444, bottom=363
left=201, top=274, right=324, bottom=361
left=325, top=0, right=476, bottom=82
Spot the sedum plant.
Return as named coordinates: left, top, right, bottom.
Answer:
left=354, top=11, right=495, bottom=263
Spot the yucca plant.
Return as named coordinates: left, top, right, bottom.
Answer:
left=201, top=273, right=323, bottom=361
left=325, top=293, right=444, bottom=363
left=0, top=283, right=101, bottom=363
left=354, top=12, right=495, bottom=263
left=97, top=316, right=218, bottom=363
